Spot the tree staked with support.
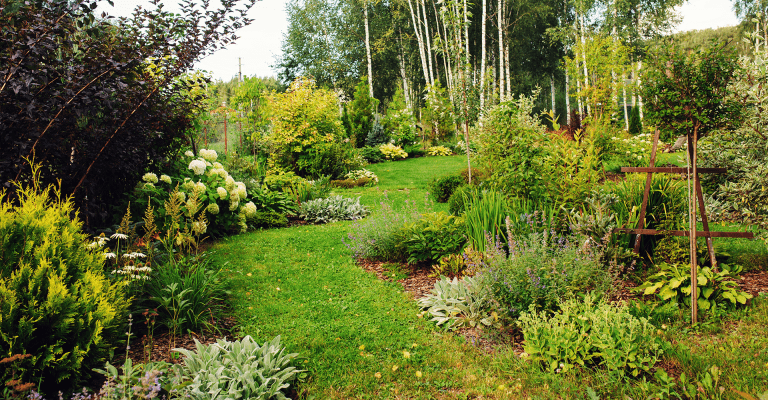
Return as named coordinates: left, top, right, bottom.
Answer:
left=616, top=41, right=747, bottom=324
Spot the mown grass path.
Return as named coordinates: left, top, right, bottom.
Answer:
left=209, top=157, right=515, bottom=399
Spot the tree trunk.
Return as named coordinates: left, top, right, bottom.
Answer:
left=498, top=0, right=504, bottom=101
left=565, top=70, right=571, bottom=125
left=550, top=74, right=556, bottom=113
left=420, top=0, right=435, bottom=86
left=505, top=43, right=511, bottom=98
left=622, top=71, right=629, bottom=130
left=364, top=4, right=373, bottom=98
left=480, top=0, right=487, bottom=111
left=579, top=13, right=590, bottom=116
left=407, top=0, right=430, bottom=85
left=637, top=60, right=644, bottom=121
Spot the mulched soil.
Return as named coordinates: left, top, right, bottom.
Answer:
left=355, top=258, right=439, bottom=300
left=115, top=315, right=241, bottom=366
left=738, top=271, right=768, bottom=298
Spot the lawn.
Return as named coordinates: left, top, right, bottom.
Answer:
left=209, top=155, right=768, bottom=399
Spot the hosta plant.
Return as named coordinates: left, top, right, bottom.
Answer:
left=344, top=168, right=379, bottom=184
left=298, top=195, right=370, bottom=223
left=636, top=262, right=753, bottom=310
left=427, top=145, right=453, bottom=156
left=379, top=143, right=408, bottom=160
left=417, top=276, right=500, bottom=330
left=519, top=294, right=663, bottom=378
left=173, top=336, right=303, bottom=400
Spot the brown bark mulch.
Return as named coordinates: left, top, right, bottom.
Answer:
left=738, top=271, right=768, bottom=299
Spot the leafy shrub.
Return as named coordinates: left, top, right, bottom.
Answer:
left=382, top=86, right=417, bottom=147
left=459, top=167, right=487, bottom=184
left=173, top=336, right=303, bottom=400
left=304, top=142, right=362, bottom=179
left=345, top=168, right=379, bottom=183
left=263, top=171, right=307, bottom=192
left=454, top=140, right=476, bottom=155
left=636, top=262, right=753, bottom=311
left=431, top=248, right=484, bottom=278
left=290, top=176, right=332, bottom=204
left=404, top=144, right=426, bottom=158
left=429, top=174, right=465, bottom=203
left=266, top=77, right=345, bottom=172
left=360, top=146, right=385, bottom=163
left=427, top=146, right=453, bottom=156
left=608, top=131, right=653, bottom=168
left=519, top=294, right=663, bottom=377
left=248, top=187, right=298, bottom=216
left=331, top=178, right=372, bottom=188
left=128, top=149, right=253, bottom=236
left=417, top=276, right=499, bottom=330
left=343, top=193, right=429, bottom=262
left=299, top=195, right=370, bottom=224
left=143, top=258, right=229, bottom=333
left=379, top=143, right=408, bottom=160
left=0, top=168, right=129, bottom=394
left=421, top=82, right=455, bottom=140
left=250, top=210, right=289, bottom=229
left=399, top=212, right=467, bottom=265
left=482, top=231, right=615, bottom=319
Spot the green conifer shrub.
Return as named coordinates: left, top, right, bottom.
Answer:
left=628, top=106, right=642, bottom=135
left=0, top=165, right=129, bottom=395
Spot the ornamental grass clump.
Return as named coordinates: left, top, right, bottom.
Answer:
left=0, top=164, right=129, bottom=395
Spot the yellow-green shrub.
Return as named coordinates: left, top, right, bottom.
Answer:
left=0, top=167, right=129, bottom=395
left=427, top=146, right=453, bottom=156
left=379, top=143, right=408, bottom=160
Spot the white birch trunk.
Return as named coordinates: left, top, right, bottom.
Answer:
left=480, top=0, right=487, bottom=111
left=550, top=74, right=556, bottom=113
left=498, top=0, right=504, bottom=101
left=505, top=43, right=511, bottom=98
left=580, top=13, right=590, bottom=116
left=420, top=0, right=435, bottom=86
left=565, top=71, right=571, bottom=125
left=623, top=72, right=629, bottom=130
left=637, top=60, right=644, bottom=121
left=364, top=4, right=373, bottom=98
left=463, top=0, right=470, bottom=59
left=407, top=0, right=430, bottom=85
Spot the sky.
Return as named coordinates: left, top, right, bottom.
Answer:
left=99, top=0, right=741, bottom=82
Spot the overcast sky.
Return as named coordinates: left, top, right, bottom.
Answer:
left=100, top=0, right=742, bottom=82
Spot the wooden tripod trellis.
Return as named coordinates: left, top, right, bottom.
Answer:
left=613, top=129, right=753, bottom=323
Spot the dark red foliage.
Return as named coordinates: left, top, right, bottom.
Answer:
left=0, top=0, right=256, bottom=227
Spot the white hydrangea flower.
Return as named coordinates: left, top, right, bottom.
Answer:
left=212, top=162, right=224, bottom=169
left=188, top=159, right=206, bottom=175
left=242, top=201, right=258, bottom=218
left=177, top=191, right=186, bottom=202
left=142, top=173, right=158, bottom=184
left=225, top=175, right=236, bottom=191
left=160, top=174, right=172, bottom=184
left=143, top=182, right=155, bottom=189
left=195, top=181, right=206, bottom=192
left=217, top=187, right=228, bottom=199
left=199, top=149, right=218, bottom=162
left=229, top=191, right=240, bottom=203
left=185, top=150, right=194, bottom=157
left=216, top=169, right=228, bottom=179
left=206, top=203, right=220, bottom=215
left=205, top=160, right=212, bottom=167
left=236, top=182, right=247, bottom=199
left=229, top=200, right=239, bottom=211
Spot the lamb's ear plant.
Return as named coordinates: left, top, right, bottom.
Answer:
left=172, top=335, right=304, bottom=400
left=298, top=195, right=370, bottom=223
left=417, top=276, right=500, bottom=330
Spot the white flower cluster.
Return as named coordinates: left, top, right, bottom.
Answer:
left=142, top=173, right=158, bottom=184
left=189, top=159, right=207, bottom=175
left=217, top=187, right=228, bottom=199
left=242, top=201, right=258, bottom=218
left=160, top=174, right=172, bottom=184
left=199, top=149, right=218, bottom=162
left=207, top=203, right=220, bottom=215
left=185, top=150, right=195, bottom=157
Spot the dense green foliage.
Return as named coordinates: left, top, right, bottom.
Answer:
left=348, top=77, right=379, bottom=148
left=0, top=172, right=129, bottom=394
left=399, top=212, right=467, bottom=265
left=429, top=174, right=466, bottom=203
left=520, top=294, right=663, bottom=378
